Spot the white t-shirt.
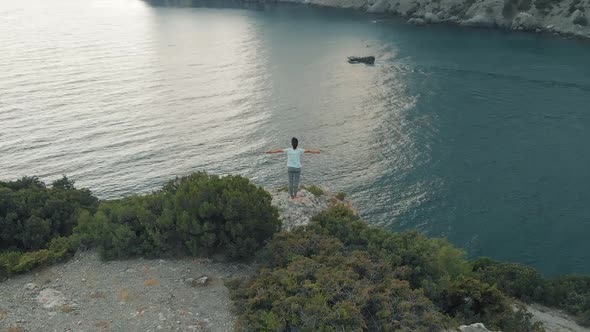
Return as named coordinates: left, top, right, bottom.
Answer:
left=285, top=147, right=304, bottom=168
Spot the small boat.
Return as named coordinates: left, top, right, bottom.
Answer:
left=347, top=56, right=375, bottom=64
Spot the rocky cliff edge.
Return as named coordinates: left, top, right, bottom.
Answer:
left=282, top=0, right=590, bottom=38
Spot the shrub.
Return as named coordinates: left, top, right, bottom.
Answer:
left=441, top=276, right=505, bottom=322
left=233, top=205, right=544, bottom=331
left=0, top=176, right=98, bottom=252
left=72, top=195, right=165, bottom=259
left=0, top=176, right=97, bottom=277
left=301, top=184, right=324, bottom=197
left=335, top=192, right=346, bottom=200
left=231, top=230, right=452, bottom=331
left=472, top=258, right=590, bottom=327
left=73, top=172, right=281, bottom=260
left=544, top=275, right=590, bottom=325
left=0, top=237, right=74, bottom=278
left=308, top=204, right=471, bottom=300
left=440, top=276, right=542, bottom=331
left=165, top=173, right=280, bottom=259
left=473, top=258, right=547, bottom=301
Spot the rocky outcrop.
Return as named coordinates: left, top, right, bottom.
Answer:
left=268, top=188, right=330, bottom=230
left=458, top=323, right=494, bottom=332
left=512, top=12, right=540, bottom=30
left=280, top=0, right=590, bottom=38
left=36, top=288, right=67, bottom=309
left=424, top=12, right=441, bottom=23
left=461, top=13, right=498, bottom=28
left=367, top=0, right=389, bottom=12
left=447, top=323, right=495, bottom=332
left=408, top=17, right=426, bottom=25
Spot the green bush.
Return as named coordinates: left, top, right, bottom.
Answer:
left=544, top=275, right=590, bottom=325
left=473, top=258, right=590, bottom=326
left=0, top=237, right=75, bottom=278
left=232, top=204, right=544, bottom=331
left=72, top=195, right=165, bottom=259
left=0, top=176, right=97, bottom=277
left=165, top=173, right=280, bottom=259
left=301, top=184, right=324, bottom=197
left=335, top=192, right=346, bottom=201
left=2, top=172, right=280, bottom=276
left=308, top=204, right=471, bottom=300
left=231, top=229, right=452, bottom=331
left=440, top=276, right=543, bottom=331
left=73, top=172, right=281, bottom=260
left=0, top=176, right=98, bottom=252
left=474, top=258, right=546, bottom=301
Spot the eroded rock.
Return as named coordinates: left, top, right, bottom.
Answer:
left=425, top=12, right=441, bottom=23
left=459, top=323, right=493, bottom=332
left=367, top=0, right=389, bottom=13
left=269, top=188, right=329, bottom=230
left=185, top=276, right=210, bottom=287
left=512, top=12, right=539, bottom=30
left=36, top=288, right=66, bottom=309
left=24, top=283, right=37, bottom=291
left=461, top=14, right=497, bottom=28
left=196, top=276, right=209, bottom=286
left=408, top=17, right=426, bottom=25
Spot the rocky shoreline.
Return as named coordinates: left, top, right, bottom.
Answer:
left=279, top=0, right=590, bottom=39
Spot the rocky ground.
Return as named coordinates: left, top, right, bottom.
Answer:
left=267, top=187, right=332, bottom=230
left=1, top=187, right=588, bottom=332
left=281, top=0, right=590, bottom=39
left=527, top=303, right=590, bottom=332
left=0, top=251, right=255, bottom=332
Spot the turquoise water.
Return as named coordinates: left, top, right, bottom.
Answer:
left=1, top=0, right=589, bottom=275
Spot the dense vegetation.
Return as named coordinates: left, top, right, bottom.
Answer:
left=0, top=176, right=97, bottom=276
left=230, top=204, right=589, bottom=330
left=73, top=172, right=280, bottom=260
left=0, top=176, right=97, bottom=251
left=473, top=258, right=590, bottom=326
left=1, top=174, right=589, bottom=330
left=1, top=173, right=280, bottom=278
left=230, top=205, right=543, bottom=331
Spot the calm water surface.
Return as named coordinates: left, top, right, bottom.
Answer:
left=1, top=0, right=590, bottom=275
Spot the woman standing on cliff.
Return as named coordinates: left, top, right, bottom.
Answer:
left=266, top=137, right=320, bottom=199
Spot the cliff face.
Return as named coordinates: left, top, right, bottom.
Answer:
left=281, top=0, right=590, bottom=38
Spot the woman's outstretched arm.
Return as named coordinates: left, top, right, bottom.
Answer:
left=304, top=149, right=321, bottom=154
left=266, top=149, right=284, bottom=154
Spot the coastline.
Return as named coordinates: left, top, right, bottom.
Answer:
left=2, top=187, right=588, bottom=332
left=275, top=0, right=590, bottom=39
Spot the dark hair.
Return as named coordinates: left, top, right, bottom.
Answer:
left=291, top=137, right=298, bottom=149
